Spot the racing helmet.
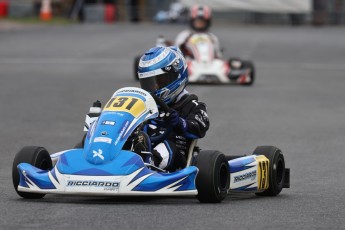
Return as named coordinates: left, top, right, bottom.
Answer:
left=190, top=4, right=212, bottom=32
left=138, top=46, right=188, bottom=104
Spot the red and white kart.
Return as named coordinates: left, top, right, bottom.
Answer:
left=133, top=34, right=255, bottom=85
left=183, top=33, right=255, bottom=85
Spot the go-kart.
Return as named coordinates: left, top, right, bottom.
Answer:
left=12, top=87, right=289, bottom=203
left=133, top=34, right=255, bottom=85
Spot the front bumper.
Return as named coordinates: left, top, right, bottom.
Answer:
left=17, top=163, right=198, bottom=196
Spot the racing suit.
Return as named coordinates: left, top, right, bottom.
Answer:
left=147, top=89, right=209, bottom=171
left=175, top=29, right=223, bottom=59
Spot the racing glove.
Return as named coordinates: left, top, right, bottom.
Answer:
left=164, top=110, right=188, bottom=134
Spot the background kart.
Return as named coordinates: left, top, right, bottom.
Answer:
left=133, top=34, right=255, bottom=85
left=12, top=87, right=289, bottom=203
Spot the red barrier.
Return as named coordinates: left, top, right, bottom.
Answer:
left=104, top=4, right=116, bottom=23
left=0, top=1, right=9, bottom=18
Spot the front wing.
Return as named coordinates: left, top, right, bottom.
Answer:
left=17, top=163, right=198, bottom=196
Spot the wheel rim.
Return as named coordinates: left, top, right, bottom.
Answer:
left=219, top=163, right=229, bottom=190
left=38, top=158, right=51, bottom=170
left=275, top=158, right=284, bottom=186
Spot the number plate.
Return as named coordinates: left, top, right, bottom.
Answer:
left=103, top=96, right=146, bottom=117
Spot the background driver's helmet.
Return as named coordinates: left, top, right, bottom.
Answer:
left=190, top=4, right=212, bottom=32
left=138, top=46, right=188, bottom=104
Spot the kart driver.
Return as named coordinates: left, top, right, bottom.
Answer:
left=175, top=4, right=222, bottom=59
left=134, top=46, right=209, bottom=171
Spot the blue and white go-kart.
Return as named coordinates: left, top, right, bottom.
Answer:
left=12, top=87, right=289, bottom=203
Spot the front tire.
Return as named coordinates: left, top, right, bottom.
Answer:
left=193, top=150, right=230, bottom=203
left=253, top=146, right=285, bottom=196
left=12, top=146, right=53, bottom=199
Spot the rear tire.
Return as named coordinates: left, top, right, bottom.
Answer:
left=12, top=146, right=52, bottom=199
left=193, top=150, right=230, bottom=203
left=253, top=146, right=285, bottom=196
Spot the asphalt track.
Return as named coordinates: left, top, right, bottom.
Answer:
left=1, top=23, right=345, bottom=229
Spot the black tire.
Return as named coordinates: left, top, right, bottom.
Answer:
left=253, top=146, right=285, bottom=196
left=133, top=55, right=141, bottom=81
left=74, top=133, right=86, bottom=148
left=193, top=150, right=230, bottom=203
left=12, top=146, right=53, bottom=199
left=242, top=61, right=255, bottom=86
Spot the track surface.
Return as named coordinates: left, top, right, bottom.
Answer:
left=1, top=24, right=345, bottom=229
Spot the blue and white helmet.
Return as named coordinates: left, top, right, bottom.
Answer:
left=138, top=46, right=188, bottom=104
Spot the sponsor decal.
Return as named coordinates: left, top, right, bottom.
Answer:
left=148, top=124, right=157, bottom=129
left=103, top=111, right=125, bottom=117
left=200, top=110, right=209, bottom=121
left=87, top=120, right=97, bottom=139
left=93, top=149, right=104, bottom=160
left=157, top=88, right=170, bottom=99
left=195, top=114, right=206, bottom=128
left=138, top=69, right=165, bottom=78
left=94, top=137, right=112, bottom=144
left=101, top=120, right=116, bottom=126
left=175, top=135, right=186, bottom=141
left=114, top=112, right=124, bottom=117
left=192, top=100, right=199, bottom=106
left=114, top=120, right=130, bottom=145
left=234, top=170, right=256, bottom=183
left=67, top=180, right=119, bottom=191
left=116, top=89, right=148, bottom=97
left=118, top=120, right=129, bottom=135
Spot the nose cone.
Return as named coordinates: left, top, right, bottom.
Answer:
left=84, top=142, right=114, bottom=165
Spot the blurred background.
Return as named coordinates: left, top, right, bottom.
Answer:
left=0, top=0, right=344, bottom=26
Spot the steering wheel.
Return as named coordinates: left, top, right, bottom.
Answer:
left=149, top=94, right=173, bottom=144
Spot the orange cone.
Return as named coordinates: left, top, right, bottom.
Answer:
left=40, top=0, right=52, bottom=21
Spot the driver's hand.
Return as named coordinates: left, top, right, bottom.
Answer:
left=165, top=110, right=179, bottom=127
left=164, top=109, right=188, bottom=133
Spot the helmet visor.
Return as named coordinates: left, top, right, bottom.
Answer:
left=193, top=18, right=207, bottom=29
left=140, top=72, right=179, bottom=93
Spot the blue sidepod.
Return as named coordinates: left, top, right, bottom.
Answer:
left=228, top=155, right=256, bottom=173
